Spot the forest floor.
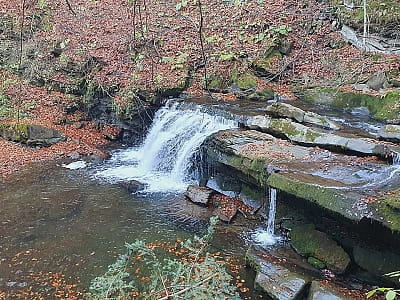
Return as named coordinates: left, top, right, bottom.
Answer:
left=0, top=0, right=399, bottom=179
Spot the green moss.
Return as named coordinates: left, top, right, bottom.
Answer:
left=374, top=91, right=400, bottom=121
left=299, top=88, right=400, bottom=121
left=208, top=75, right=231, bottom=91
left=307, top=257, right=326, bottom=269
left=0, top=123, right=29, bottom=142
left=235, top=74, right=257, bottom=91
left=270, top=119, right=323, bottom=142
left=377, top=190, right=400, bottom=232
left=290, top=225, right=350, bottom=273
left=266, top=173, right=358, bottom=220
left=245, top=248, right=261, bottom=272
left=247, top=89, right=275, bottom=101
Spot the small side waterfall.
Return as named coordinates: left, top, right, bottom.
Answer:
left=96, top=101, right=237, bottom=192
left=252, top=187, right=279, bottom=247
left=266, top=188, right=277, bottom=235
left=392, top=151, right=400, bottom=166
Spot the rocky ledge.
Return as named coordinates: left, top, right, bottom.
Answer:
left=204, top=101, right=400, bottom=283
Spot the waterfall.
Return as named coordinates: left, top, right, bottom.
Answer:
left=96, top=101, right=237, bottom=192
left=266, top=188, right=277, bottom=235
left=252, top=187, right=279, bottom=247
left=392, top=151, right=400, bottom=166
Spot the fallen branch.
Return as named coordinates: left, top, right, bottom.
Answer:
left=157, top=273, right=218, bottom=300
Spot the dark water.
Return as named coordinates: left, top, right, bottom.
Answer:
left=0, top=160, right=261, bottom=298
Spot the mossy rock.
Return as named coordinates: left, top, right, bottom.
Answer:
left=0, top=123, right=29, bottom=142
left=247, top=88, right=275, bottom=101
left=0, top=123, right=65, bottom=147
left=266, top=173, right=359, bottom=221
left=207, top=75, right=231, bottom=92
left=298, top=88, right=400, bottom=121
left=251, top=49, right=282, bottom=79
left=290, top=225, right=350, bottom=274
left=234, top=73, right=258, bottom=91
left=376, top=189, right=400, bottom=232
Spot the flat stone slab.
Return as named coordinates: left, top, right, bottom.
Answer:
left=244, top=115, right=400, bottom=159
left=206, top=129, right=400, bottom=229
left=265, top=102, right=340, bottom=130
left=379, top=125, right=400, bottom=143
left=246, top=247, right=310, bottom=300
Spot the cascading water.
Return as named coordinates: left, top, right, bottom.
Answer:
left=252, top=187, right=279, bottom=247
left=96, top=101, right=237, bottom=192
left=266, top=188, right=277, bottom=235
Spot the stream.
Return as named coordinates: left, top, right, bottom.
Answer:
left=1, top=98, right=398, bottom=298
left=0, top=101, right=264, bottom=298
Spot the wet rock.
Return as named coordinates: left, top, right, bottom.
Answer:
left=245, top=115, right=399, bottom=158
left=298, top=88, right=400, bottom=122
left=378, top=125, right=400, bottom=143
left=265, top=102, right=340, bottom=130
left=308, top=281, right=352, bottom=300
left=307, top=257, right=326, bottom=269
left=246, top=247, right=310, bottom=300
left=120, top=180, right=146, bottom=193
left=206, top=128, right=400, bottom=244
left=0, top=124, right=65, bottom=147
left=185, top=185, right=215, bottom=205
left=290, top=225, right=351, bottom=274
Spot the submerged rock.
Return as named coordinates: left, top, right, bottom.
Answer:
left=0, top=124, right=65, bottom=147
left=119, top=180, right=146, bottom=193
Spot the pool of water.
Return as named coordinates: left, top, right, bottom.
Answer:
left=0, top=159, right=261, bottom=298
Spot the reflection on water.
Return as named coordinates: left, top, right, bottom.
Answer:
left=0, top=160, right=256, bottom=298
left=0, top=161, right=209, bottom=295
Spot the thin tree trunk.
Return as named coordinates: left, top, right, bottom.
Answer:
left=363, top=0, right=367, bottom=49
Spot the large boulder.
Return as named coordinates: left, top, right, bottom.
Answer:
left=265, top=102, right=340, bottom=130
left=289, top=225, right=351, bottom=274
left=0, top=124, right=65, bottom=147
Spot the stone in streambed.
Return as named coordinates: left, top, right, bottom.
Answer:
left=119, top=180, right=146, bottom=193
left=185, top=185, right=215, bottom=205
left=378, top=124, right=400, bottom=143
left=265, top=102, right=340, bottom=130
left=246, top=246, right=310, bottom=300
left=307, top=281, right=354, bottom=300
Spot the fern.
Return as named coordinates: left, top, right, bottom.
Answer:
left=89, top=216, right=241, bottom=299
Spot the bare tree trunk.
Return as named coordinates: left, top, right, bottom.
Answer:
left=363, top=0, right=367, bottom=49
